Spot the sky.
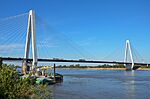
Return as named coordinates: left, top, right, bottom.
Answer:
left=0, top=0, right=150, bottom=63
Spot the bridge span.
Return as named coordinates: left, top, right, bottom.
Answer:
left=0, top=57, right=149, bottom=66
left=0, top=10, right=150, bottom=70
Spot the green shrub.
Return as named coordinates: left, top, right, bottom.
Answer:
left=0, top=64, right=52, bottom=99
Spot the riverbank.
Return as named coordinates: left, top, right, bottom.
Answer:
left=86, top=68, right=150, bottom=70
left=56, top=68, right=150, bottom=70
left=138, top=68, right=150, bottom=70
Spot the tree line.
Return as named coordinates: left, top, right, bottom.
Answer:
left=56, top=64, right=125, bottom=68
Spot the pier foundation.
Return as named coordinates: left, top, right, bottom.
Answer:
left=0, top=58, right=3, bottom=68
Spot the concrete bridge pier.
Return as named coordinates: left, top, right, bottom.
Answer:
left=125, top=64, right=133, bottom=70
left=124, top=40, right=134, bottom=70
left=23, top=10, right=37, bottom=75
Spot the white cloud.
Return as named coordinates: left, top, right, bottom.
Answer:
left=0, top=44, right=24, bottom=50
left=37, top=40, right=58, bottom=48
left=0, top=44, right=24, bottom=55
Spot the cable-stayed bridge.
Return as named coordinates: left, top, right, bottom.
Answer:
left=0, top=10, right=149, bottom=70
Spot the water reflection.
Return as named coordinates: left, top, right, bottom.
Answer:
left=124, top=71, right=136, bottom=99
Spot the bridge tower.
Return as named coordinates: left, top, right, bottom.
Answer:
left=23, top=10, right=37, bottom=74
left=124, top=40, right=134, bottom=70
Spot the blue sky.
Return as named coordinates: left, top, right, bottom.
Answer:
left=0, top=0, right=150, bottom=62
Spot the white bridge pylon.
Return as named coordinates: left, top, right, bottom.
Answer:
left=23, top=10, right=37, bottom=72
left=124, top=40, right=134, bottom=70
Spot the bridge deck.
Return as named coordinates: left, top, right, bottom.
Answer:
left=0, top=57, right=149, bottom=66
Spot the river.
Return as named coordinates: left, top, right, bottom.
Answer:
left=50, top=69, right=150, bottom=99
